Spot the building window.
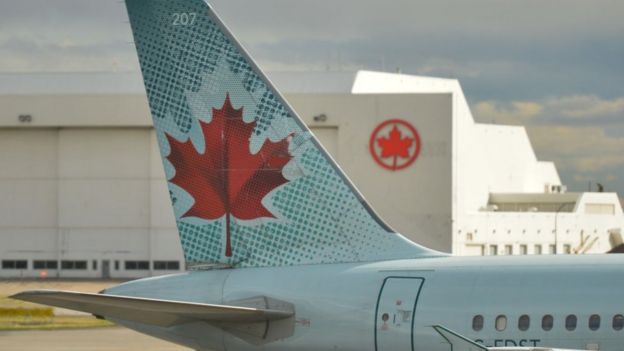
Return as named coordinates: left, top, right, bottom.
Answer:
left=125, top=261, right=149, bottom=270
left=542, top=315, right=553, bottom=331
left=534, top=245, right=542, bottom=255
left=495, top=315, right=507, bottom=331
left=549, top=244, right=557, bottom=254
left=115, top=260, right=119, bottom=270
left=2, top=260, right=27, bottom=269
left=33, top=260, right=58, bottom=269
left=565, top=315, right=577, bottom=331
left=589, top=314, right=600, bottom=331
left=489, top=245, right=498, bottom=256
left=518, top=315, right=530, bottom=331
left=472, top=315, right=484, bottom=331
left=613, top=315, right=624, bottom=331
left=154, top=261, right=180, bottom=270
left=92, top=260, right=98, bottom=270
left=61, top=260, right=87, bottom=270
left=505, top=245, right=513, bottom=255
left=563, top=244, right=571, bottom=254
left=519, top=245, right=528, bottom=255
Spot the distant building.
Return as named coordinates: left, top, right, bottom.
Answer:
left=0, top=71, right=622, bottom=278
left=343, top=71, right=624, bottom=257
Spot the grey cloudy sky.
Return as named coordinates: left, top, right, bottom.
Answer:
left=1, top=0, right=623, bottom=199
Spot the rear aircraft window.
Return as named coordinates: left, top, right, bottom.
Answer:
left=542, top=315, right=553, bottom=331
left=613, top=315, right=624, bottom=331
left=518, top=315, right=530, bottom=331
left=589, top=314, right=600, bottom=331
left=472, top=315, right=484, bottom=331
left=565, top=315, right=577, bottom=331
left=495, top=315, right=507, bottom=331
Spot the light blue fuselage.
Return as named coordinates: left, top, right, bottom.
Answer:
left=106, top=254, right=624, bottom=351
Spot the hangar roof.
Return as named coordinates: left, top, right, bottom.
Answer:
left=0, top=71, right=364, bottom=96
left=0, top=72, right=146, bottom=95
left=0, top=70, right=459, bottom=96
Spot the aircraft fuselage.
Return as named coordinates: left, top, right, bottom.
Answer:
left=106, top=254, right=624, bottom=351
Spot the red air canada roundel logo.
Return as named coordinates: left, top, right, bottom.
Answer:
left=369, top=119, right=421, bottom=171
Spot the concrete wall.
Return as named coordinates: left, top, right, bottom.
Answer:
left=288, top=93, right=453, bottom=251
left=0, top=127, right=181, bottom=278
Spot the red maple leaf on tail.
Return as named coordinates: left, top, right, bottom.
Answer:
left=165, top=94, right=292, bottom=257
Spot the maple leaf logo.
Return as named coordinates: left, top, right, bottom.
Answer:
left=165, top=94, right=292, bottom=257
left=377, top=126, right=414, bottom=159
left=370, top=119, right=420, bottom=171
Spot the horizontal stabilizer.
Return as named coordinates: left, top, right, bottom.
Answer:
left=11, top=290, right=293, bottom=327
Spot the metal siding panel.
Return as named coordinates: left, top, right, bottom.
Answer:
left=59, top=128, right=150, bottom=178
left=150, top=179, right=176, bottom=228
left=58, top=179, right=149, bottom=228
left=0, top=129, right=58, bottom=178
left=0, top=180, right=57, bottom=227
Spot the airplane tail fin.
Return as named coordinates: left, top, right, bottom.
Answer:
left=125, top=0, right=440, bottom=268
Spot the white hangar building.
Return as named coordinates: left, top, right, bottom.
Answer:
left=0, top=70, right=622, bottom=278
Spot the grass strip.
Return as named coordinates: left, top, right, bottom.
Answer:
left=0, top=307, right=54, bottom=318
left=0, top=315, right=113, bottom=331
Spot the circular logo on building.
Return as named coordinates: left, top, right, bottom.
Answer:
left=369, top=119, right=421, bottom=171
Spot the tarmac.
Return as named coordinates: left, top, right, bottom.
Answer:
left=0, top=326, right=191, bottom=351
left=0, top=280, right=192, bottom=350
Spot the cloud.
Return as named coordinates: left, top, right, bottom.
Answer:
left=0, top=0, right=621, bottom=112
left=0, top=35, right=138, bottom=72
left=472, top=96, right=624, bottom=195
left=207, top=0, right=624, bottom=43
left=415, top=59, right=481, bottom=78
left=472, top=100, right=543, bottom=124
left=472, top=95, right=624, bottom=125
left=0, top=0, right=623, bottom=196
left=525, top=125, right=624, bottom=195
left=545, top=95, right=624, bottom=119
left=575, top=156, right=624, bottom=173
left=528, top=126, right=624, bottom=172
left=5, top=0, right=618, bottom=101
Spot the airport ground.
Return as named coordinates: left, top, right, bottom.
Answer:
left=0, top=327, right=191, bottom=351
left=0, top=280, right=191, bottom=350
